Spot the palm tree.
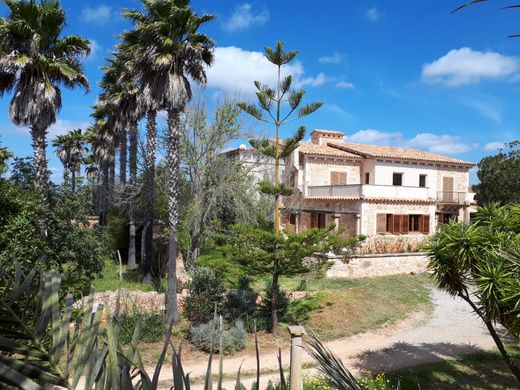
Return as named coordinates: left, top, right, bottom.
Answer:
left=99, top=51, right=144, bottom=269
left=0, top=144, right=13, bottom=178
left=123, top=0, right=215, bottom=322
left=52, top=129, right=86, bottom=192
left=0, top=0, right=90, bottom=192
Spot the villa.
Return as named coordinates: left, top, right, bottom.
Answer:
left=227, top=129, right=476, bottom=237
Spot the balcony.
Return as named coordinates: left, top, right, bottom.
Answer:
left=307, top=184, right=432, bottom=201
left=437, top=191, right=475, bottom=205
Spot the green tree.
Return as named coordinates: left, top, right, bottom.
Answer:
left=123, top=0, right=215, bottom=323
left=428, top=203, right=520, bottom=382
left=226, top=224, right=360, bottom=334
left=238, top=42, right=323, bottom=236
left=0, top=143, right=13, bottom=177
left=0, top=0, right=90, bottom=191
left=236, top=42, right=324, bottom=333
left=52, top=129, right=87, bottom=193
left=474, top=141, right=520, bottom=205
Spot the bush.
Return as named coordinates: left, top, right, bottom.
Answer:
left=190, top=320, right=247, bottom=355
left=257, top=279, right=289, bottom=331
left=0, top=181, right=106, bottom=297
left=285, top=295, right=320, bottom=325
left=225, top=276, right=258, bottom=322
left=117, top=312, right=166, bottom=344
left=184, top=267, right=225, bottom=324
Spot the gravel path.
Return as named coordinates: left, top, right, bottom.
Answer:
left=155, top=287, right=507, bottom=389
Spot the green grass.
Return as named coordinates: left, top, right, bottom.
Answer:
left=387, top=347, right=520, bottom=389
left=92, top=260, right=156, bottom=292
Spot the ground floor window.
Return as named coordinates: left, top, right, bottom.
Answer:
left=377, top=213, right=430, bottom=234
left=437, top=213, right=458, bottom=225
left=289, top=213, right=297, bottom=225
left=311, top=212, right=327, bottom=229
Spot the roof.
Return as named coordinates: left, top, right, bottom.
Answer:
left=327, top=141, right=475, bottom=167
left=298, top=141, right=362, bottom=159
left=310, top=129, right=345, bottom=136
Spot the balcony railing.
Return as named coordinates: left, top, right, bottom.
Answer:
left=437, top=191, right=470, bottom=205
left=307, top=184, right=431, bottom=200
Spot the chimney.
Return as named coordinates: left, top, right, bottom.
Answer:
left=310, top=129, right=345, bottom=145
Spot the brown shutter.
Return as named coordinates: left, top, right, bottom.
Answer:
left=331, top=171, right=347, bottom=185
left=376, top=214, right=387, bottom=234
left=393, top=214, right=402, bottom=233
left=443, top=177, right=454, bottom=202
left=400, top=215, right=409, bottom=234
left=422, top=215, right=430, bottom=234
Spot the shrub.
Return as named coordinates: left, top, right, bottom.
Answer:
left=257, top=279, right=289, bottom=330
left=303, top=375, right=333, bottom=390
left=225, top=276, right=258, bottom=322
left=118, top=312, right=166, bottom=344
left=358, top=372, right=395, bottom=390
left=184, top=267, right=225, bottom=324
left=190, top=320, right=247, bottom=355
left=286, top=295, right=320, bottom=325
left=0, top=182, right=106, bottom=297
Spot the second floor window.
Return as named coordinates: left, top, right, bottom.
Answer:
left=419, top=174, right=427, bottom=188
left=365, top=172, right=370, bottom=184
left=393, top=173, right=403, bottom=186
left=330, top=171, right=347, bottom=185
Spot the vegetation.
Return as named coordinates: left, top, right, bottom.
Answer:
left=428, top=203, right=520, bottom=382
left=474, top=141, right=520, bottom=205
left=388, top=347, right=520, bottom=389
left=190, top=319, right=247, bottom=355
left=0, top=0, right=90, bottom=191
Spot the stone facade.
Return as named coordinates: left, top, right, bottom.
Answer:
left=325, top=252, right=429, bottom=278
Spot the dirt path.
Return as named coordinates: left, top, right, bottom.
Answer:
left=154, top=288, right=507, bottom=389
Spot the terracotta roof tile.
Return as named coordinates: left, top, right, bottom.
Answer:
left=328, top=141, right=475, bottom=166
left=298, top=141, right=362, bottom=158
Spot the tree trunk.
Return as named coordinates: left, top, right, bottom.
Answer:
left=100, top=161, right=109, bottom=226
left=71, top=168, right=76, bottom=193
left=271, top=262, right=279, bottom=335
left=119, top=131, right=127, bottom=185
left=143, top=111, right=157, bottom=283
left=127, top=121, right=138, bottom=270
left=31, top=127, right=49, bottom=192
left=459, top=293, right=520, bottom=383
left=166, top=108, right=181, bottom=324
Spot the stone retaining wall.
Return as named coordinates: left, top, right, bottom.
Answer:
left=324, top=252, right=429, bottom=278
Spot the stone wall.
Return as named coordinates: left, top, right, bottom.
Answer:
left=324, top=252, right=429, bottom=278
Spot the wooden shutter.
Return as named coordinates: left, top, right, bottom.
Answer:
left=400, top=215, right=409, bottom=234
left=376, top=214, right=387, bottom=234
left=331, top=171, right=347, bottom=185
left=310, top=212, right=316, bottom=228
left=393, top=214, right=402, bottom=233
left=421, top=215, right=430, bottom=234
left=443, top=176, right=454, bottom=202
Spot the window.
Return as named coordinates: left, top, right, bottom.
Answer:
left=392, top=173, right=403, bottom=186
left=330, top=171, right=347, bottom=185
left=311, top=212, right=327, bottom=229
left=289, top=213, right=297, bottom=225
left=365, top=172, right=370, bottom=184
left=419, top=174, right=427, bottom=188
left=377, top=213, right=430, bottom=234
left=409, top=215, right=422, bottom=232
left=290, top=171, right=296, bottom=187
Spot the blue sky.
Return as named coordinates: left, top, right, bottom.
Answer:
left=1, top=0, right=520, bottom=183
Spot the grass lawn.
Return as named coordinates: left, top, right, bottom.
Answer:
left=275, top=273, right=433, bottom=340
left=387, top=347, right=520, bottom=389
left=92, top=260, right=157, bottom=292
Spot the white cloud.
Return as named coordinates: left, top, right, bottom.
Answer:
left=81, top=5, right=113, bottom=25
left=335, top=80, right=355, bottom=89
left=422, top=47, right=519, bottom=86
left=319, top=52, right=343, bottom=64
left=483, top=141, right=505, bottom=151
left=222, top=3, right=269, bottom=32
left=86, top=40, right=102, bottom=61
left=345, top=129, right=477, bottom=155
left=462, top=98, right=502, bottom=123
left=206, top=46, right=330, bottom=94
left=366, top=7, right=380, bottom=22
